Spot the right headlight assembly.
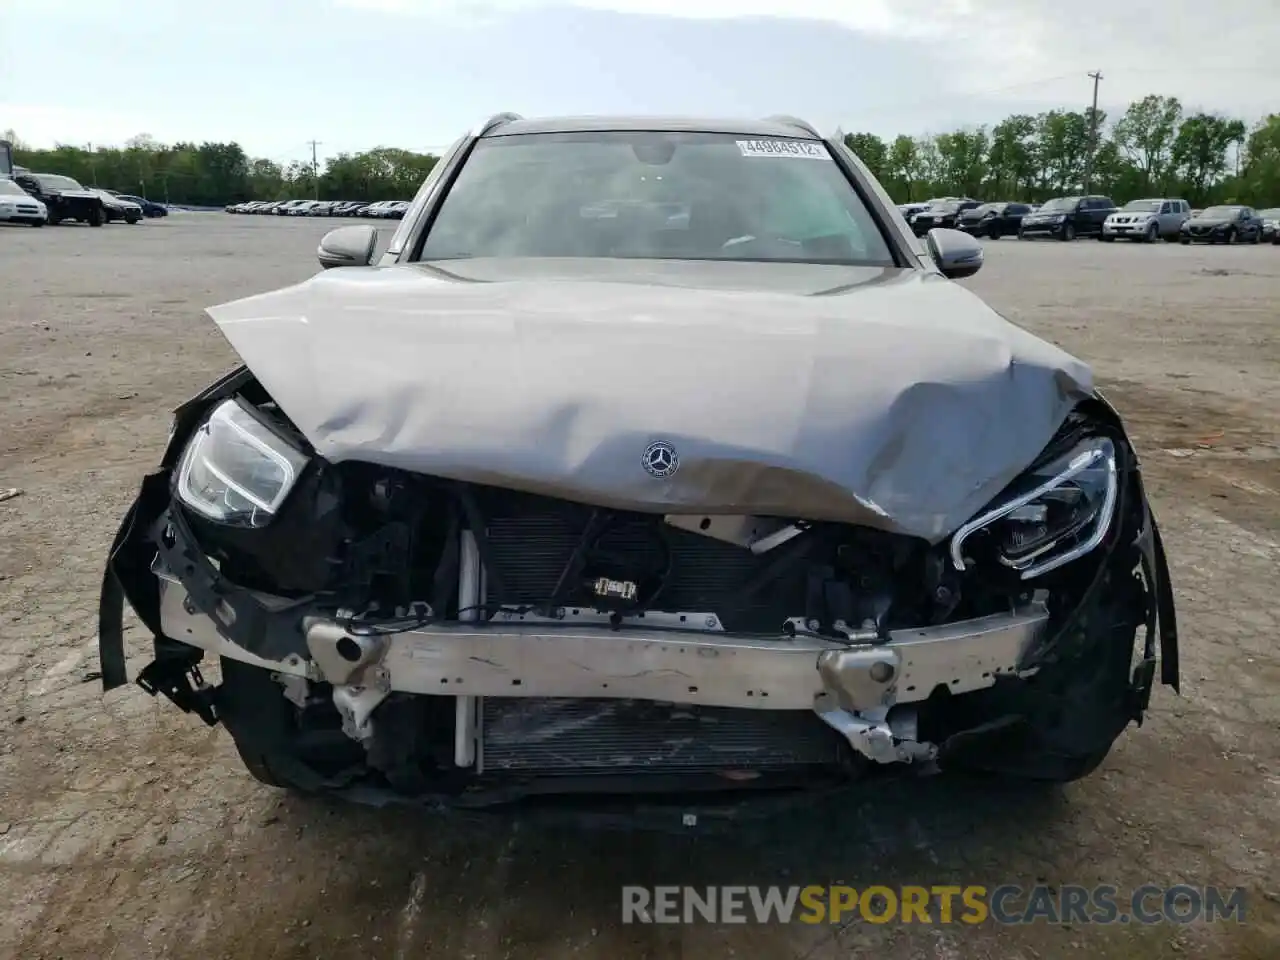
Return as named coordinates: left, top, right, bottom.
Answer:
left=174, top=399, right=310, bottom=529
left=950, top=436, right=1119, bottom=580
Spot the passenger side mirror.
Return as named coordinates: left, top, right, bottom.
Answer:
left=317, top=224, right=377, bottom=269
left=926, top=228, right=984, bottom=280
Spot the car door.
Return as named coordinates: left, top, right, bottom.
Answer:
left=1241, top=207, right=1259, bottom=239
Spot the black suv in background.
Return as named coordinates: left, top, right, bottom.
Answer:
left=1018, top=195, right=1116, bottom=241
left=908, top=198, right=982, bottom=236
left=956, top=202, right=1033, bottom=240
left=12, top=172, right=106, bottom=226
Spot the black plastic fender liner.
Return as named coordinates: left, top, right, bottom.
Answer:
left=1148, top=515, right=1179, bottom=691
left=98, top=471, right=174, bottom=692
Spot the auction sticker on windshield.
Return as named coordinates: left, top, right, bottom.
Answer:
left=736, top=139, right=826, bottom=159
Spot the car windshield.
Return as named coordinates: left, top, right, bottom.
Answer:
left=972, top=203, right=1002, bottom=214
left=1122, top=200, right=1162, bottom=212
left=1200, top=206, right=1241, bottom=218
left=0, top=179, right=28, bottom=197
left=419, top=131, right=894, bottom=265
left=36, top=174, right=84, bottom=191
left=1038, top=198, right=1078, bottom=212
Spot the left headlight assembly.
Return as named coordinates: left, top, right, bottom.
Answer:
left=950, top=436, right=1119, bottom=580
left=174, top=399, right=310, bottom=528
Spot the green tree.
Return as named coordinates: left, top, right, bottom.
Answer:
left=1172, top=113, right=1247, bottom=204
left=842, top=132, right=888, bottom=181
left=1113, top=95, right=1184, bottom=193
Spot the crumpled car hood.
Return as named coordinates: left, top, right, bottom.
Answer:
left=206, top=259, right=1093, bottom=542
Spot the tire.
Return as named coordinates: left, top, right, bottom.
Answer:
left=1179, top=237, right=1189, bottom=245
left=31, top=219, right=44, bottom=228
left=217, top=658, right=365, bottom=794
left=1061, top=222, right=1075, bottom=241
left=87, top=205, right=104, bottom=227
left=1099, top=234, right=1114, bottom=242
left=1017, top=227, right=1027, bottom=240
left=1226, top=227, right=1237, bottom=245
left=126, top=214, right=140, bottom=224
left=1144, top=223, right=1158, bottom=243
left=987, top=224, right=1001, bottom=240
left=1249, top=230, right=1260, bottom=245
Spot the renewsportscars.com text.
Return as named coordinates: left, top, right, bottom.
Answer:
left=621, top=884, right=1247, bottom=926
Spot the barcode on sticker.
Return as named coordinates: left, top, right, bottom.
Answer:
left=736, top=139, right=825, bottom=159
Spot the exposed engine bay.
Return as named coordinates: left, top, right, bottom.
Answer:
left=99, top=368, right=1178, bottom=813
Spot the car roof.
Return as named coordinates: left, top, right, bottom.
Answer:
left=485, top=115, right=822, bottom=140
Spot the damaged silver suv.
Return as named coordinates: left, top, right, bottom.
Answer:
left=99, top=114, right=1178, bottom=821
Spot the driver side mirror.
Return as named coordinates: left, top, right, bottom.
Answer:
left=926, top=227, right=984, bottom=280
left=317, top=224, right=377, bottom=269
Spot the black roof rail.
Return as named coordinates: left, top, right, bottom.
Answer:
left=476, top=112, right=524, bottom=136
left=762, top=115, right=820, bottom=138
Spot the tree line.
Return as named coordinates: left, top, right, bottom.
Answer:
left=5, top=94, right=1279, bottom=208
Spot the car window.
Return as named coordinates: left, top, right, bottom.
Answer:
left=418, top=131, right=894, bottom=266
left=35, top=174, right=84, bottom=191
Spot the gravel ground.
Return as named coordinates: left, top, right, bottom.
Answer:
left=1, top=215, right=1278, bottom=959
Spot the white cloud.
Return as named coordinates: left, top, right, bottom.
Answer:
left=335, top=0, right=1280, bottom=118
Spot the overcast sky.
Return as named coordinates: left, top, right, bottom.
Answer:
left=2, top=0, right=1277, bottom=166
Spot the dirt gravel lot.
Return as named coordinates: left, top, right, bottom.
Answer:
left=1, top=215, right=1278, bottom=959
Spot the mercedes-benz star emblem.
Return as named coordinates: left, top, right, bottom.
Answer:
left=642, top=441, right=679, bottom=479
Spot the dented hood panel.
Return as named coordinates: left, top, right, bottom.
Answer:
left=206, top=258, right=1093, bottom=542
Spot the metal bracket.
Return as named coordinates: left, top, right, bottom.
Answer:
left=137, top=658, right=219, bottom=726
left=332, top=683, right=389, bottom=743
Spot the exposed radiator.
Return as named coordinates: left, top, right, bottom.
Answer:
left=479, top=698, right=840, bottom=775
left=482, top=508, right=809, bottom=632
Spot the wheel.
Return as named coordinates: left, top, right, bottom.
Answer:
left=1179, top=237, right=1189, bottom=245
left=217, top=658, right=365, bottom=794
left=987, top=224, right=1001, bottom=240
left=1144, top=223, right=1159, bottom=243
left=1099, top=234, right=1114, bottom=242
left=87, top=205, right=104, bottom=227
left=1250, top=230, right=1260, bottom=245
left=1061, top=222, right=1075, bottom=241
left=1226, top=227, right=1237, bottom=244
left=1017, top=227, right=1026, bottom=240
left=126, top=214, right=140, bottom=224
left=30, top=219, right=44, bottom=228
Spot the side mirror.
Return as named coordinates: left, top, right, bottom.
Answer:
left=926, top=227, right=984, bottom=280
left=317, top=224, right=377, bottom=269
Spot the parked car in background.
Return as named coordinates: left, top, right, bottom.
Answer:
left=1257, top=208, right=1280, bottom=242
left=12, top=172, right=106, bottom=226
left=956, top=202, right=1032, bottom=240
left=909, top=198, right=982, bottom=236
left=113, top=193, right=168, bottom=217
left=1179, top=205, right=1263, bottom=244
left=91, top=189, right=143, bottom=224
left=0, top=177, right=48, bottom=226
left=1018, top=195, right=1116, bottom=241
left=1101, top=198, right=1189, bottom=243
left=897, top=202, right=930, bottom=220
left=274, top=200, right=311, bottom=216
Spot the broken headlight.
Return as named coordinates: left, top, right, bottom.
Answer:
left=175, top=399, right=309, bottom=528
left=950, top=436, right=1118, bottom=579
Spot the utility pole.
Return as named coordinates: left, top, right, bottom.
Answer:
left=87, top=142, right=98, bottom=186
left=308, top=140, right=322, bottom=200
left=1084, top=71, right=1103, bottom=193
